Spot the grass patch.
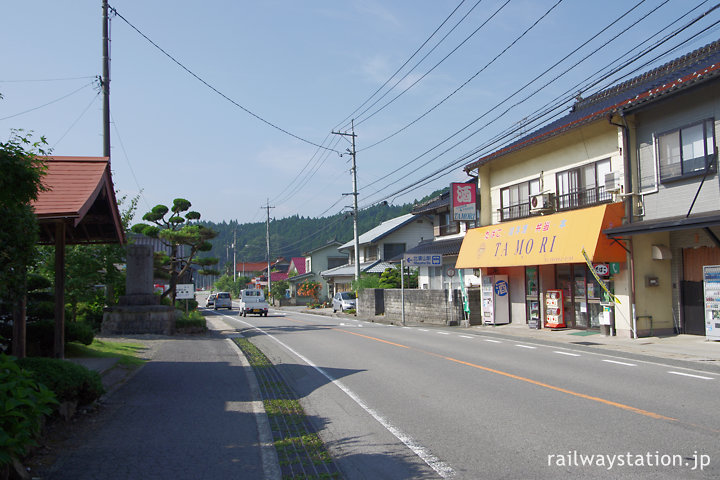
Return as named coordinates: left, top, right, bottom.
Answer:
left=233, top=337, right=341, bottom=479
left=65, top=339, right=148, bottom=367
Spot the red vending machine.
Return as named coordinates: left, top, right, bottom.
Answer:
left=545, top=289, right=565, bottom=329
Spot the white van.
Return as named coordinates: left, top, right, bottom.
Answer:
left=239, top=289, right=269, bottom=317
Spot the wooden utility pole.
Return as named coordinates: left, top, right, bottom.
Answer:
left=332, top=120, right=360, bottom=282
left=264, top=200, right=275, bottom=301
left=102, top=0, right=110, bottom=159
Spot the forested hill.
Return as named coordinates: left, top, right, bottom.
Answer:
left=202, top=188, right=446, bottom=270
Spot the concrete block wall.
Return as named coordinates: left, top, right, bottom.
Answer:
left=359, top=289, right=464, bottom=326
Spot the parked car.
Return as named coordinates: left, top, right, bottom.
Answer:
left=214, top=291, right=232, bottom=310
left=206, top=293, right=217, bottom=308
left=332, top=291, right=356, bottom=313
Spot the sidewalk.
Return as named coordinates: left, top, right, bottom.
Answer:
left=37, top=318, right=280, bottom=480
left=275, top=305, right=720, bottom=367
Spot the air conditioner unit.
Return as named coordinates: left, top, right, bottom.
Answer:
left=604, top=170, right=623, bottom=193
left=530, top=193, right=555, bottom=213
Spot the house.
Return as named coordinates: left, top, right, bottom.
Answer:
left=457, top=39, right=720, bottom=339
left=286, top=242, right=345, bottom=302
left=321, top=213, right=433, bottom=295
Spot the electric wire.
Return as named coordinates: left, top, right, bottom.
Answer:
left=52, top=90, right=101, bottom=149
left=358, top=0, right=699, bottom=197
left=358, top=0, right=566, bottom=152
left=0, top=80, right=95, bottom=121
left=110, top=111, right=153, bottom=211
left=361, top=19, right=720, bottom=208
left=353, top=0, right=514, bottom=129
left=0, top=75, right=97, bottom=83
left=109, top=6, right=340, bottom=154
left=333, top=0, right=471, bottom=132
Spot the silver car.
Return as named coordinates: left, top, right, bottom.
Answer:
left=332, top=291, right=356, bottom=313
left=214, top=291, right=232, bottom=310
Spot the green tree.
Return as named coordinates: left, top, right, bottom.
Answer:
left=352, top=273, right=380, bottom=292
left=270, top=279, right=289, bottom=301
left=0, top=130, right=49, bottom=357
left=378, top=266, right=419, bottom=289
left=132, top=199, right=219, bottom=303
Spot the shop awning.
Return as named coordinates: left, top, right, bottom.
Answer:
left=456, top=203, right=626, bottom=268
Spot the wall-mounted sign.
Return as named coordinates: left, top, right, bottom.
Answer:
left=594, top=263, right=609, bottom=277
left=404, top=254, right=442, bottom=266
left=451, top=182, right=477, bottom=221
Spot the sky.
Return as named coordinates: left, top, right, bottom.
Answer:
left=3, top=0, right=720, bottom=225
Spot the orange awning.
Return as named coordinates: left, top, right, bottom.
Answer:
left=456, top=203, right=626, bottom=268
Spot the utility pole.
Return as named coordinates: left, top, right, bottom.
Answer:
left=102, top=0, right=110, bottom=159
left=233, top=228, right=237, bottom=282
left=332, top=120, right=360, bottom=282
left=264, top=200, right=275, bottom=302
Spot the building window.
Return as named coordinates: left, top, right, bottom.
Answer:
left=438, top=212, right=460, bottom=236
left=327, top=257, right=346, bottom=269
left=383, top=243, right=405, bottom=260
left=500, top=179, right=540, bottom=220
left=657, top=119, right=716, bottom=182
left=365, top=245, right=378, bottom=261
left=556, top=158, right=612, bottom=210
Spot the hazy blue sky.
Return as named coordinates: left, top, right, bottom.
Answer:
left=3, top=1, right=719, bottom=223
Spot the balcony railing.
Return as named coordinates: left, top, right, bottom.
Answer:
left=500, top=203, right=531, bottom=221
left=556, top=186, right=612, bottom=211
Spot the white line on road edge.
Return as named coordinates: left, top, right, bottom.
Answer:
left=437, top=332, right=450, bottom=335
left=459, top=335, right=474, bottom=339
left=484, top=339, right=501, bottom=343
left=668, top=371, right=714, bottom=380
left=230, top=315, right=457, bottom=478
left=554, top=351, right=581, bottom=357
left=602, top=359, right=636, bottom=367
left=515, top=344, right=537, bottom=349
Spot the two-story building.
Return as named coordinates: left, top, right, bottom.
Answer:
left=285, top=242, right=346, bottom=302
left=457, top=39, right=720, bottom=338
left=321, top=213, right=433, bottom=295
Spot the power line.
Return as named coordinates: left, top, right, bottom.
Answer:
left=52, top=90, right=101, bottom=149
left=0, top=80, right=95, bottom=121
left=334, top=0, right=478, bottom=131
left=109, top=6, right=340, bottom=154
left=0, top=75, right=97, bottom=83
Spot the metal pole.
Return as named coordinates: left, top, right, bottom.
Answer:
left=401, top=258, right=405, bottom=326
left=102, top=0, right=110, bottom=159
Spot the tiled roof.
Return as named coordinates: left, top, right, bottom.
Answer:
left=412, top=191, right=449, bottom=214
left=236, top=261, right=268, bottom=273
left=465, top=39, right=720, bottom=171
left=289, top=257, right=306, bottom=275
left=339, top=213, right=416, bottom=250
left=270, top=272, right=288, bottom=282
left=31, top=156, right=124, bottom=244
left=320, top=260, right=392, bottom=278
left=405, top=237, right=464, bottom=256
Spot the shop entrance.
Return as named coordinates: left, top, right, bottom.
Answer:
left=555, top=264, right=604, bottom=329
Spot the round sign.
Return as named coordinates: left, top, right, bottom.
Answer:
left=594, top=264, right=610, bottom=277
left=446, top=268, right=456, bottom=277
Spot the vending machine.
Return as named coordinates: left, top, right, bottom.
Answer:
left=545, top=289, right=566, bottom=329
left=481, top=275, right=510, bottom=325
left=703, top=266, right=720, bottom=341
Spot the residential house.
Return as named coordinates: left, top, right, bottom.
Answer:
left=321, top=213, right=433, bottom=295
left=286, top=241, right=345, bottom=302
left=457, top=39, right=720, bottom=339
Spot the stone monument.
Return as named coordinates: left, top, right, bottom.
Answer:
left=102, top=244, right=176, bottom=335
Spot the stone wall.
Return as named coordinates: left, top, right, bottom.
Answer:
left=102, top=305, right=176, bottom=335
left=359, top=289, right=464, bottom=326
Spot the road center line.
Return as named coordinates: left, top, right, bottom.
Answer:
left=602, top=359, right=636, bottom=367
left=515, top=344, right=536, bottom=349
left=484, top=339, right=501, bottom=343
left=668, top=371, right=714, bottom=380
left=554, top=351, right=581, bottom=357
left=459, top=335, right=474, bottom=339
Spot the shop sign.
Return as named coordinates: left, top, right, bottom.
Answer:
left=451, top=182, right=477, bottom=221
left=494, top=279, right=508, bottom=296
left=610, top=262, right=621, bottom=275
left=594, top=263, right=609, bottom=277
left=176, top=284, right=194, bottom=299
left=582, top=248, right=620, bottom=304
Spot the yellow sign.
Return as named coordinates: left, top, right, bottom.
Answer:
left=456, top=203, right=626, bottom=269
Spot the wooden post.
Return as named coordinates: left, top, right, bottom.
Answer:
left=54, top=221, right=66, bottom=359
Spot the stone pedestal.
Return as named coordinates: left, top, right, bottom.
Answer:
left=102, top=244, right=176, bottom=335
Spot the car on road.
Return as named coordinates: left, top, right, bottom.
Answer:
left=239, top=288, right=269, bottom=317
left=332, top=291, right=356, bottom=313
left=214, top=291, right=232, bottom=310
left=205, top=293, right=216, bottom=308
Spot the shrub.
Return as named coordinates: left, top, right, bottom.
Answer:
left=17, top=357, right=104, bottom=406
left=175, top=298, right=198, bottom=311
left=176, top=310, right=206, bottom=331
left=66, top=321, right=94, bottom=346
left=0, top=354, right=57, bottom=467
left=76, top=301, right=105, bottom=331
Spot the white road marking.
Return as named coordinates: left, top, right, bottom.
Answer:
left=602, top=359, right=636, bottom=367
left=459, top=335, right=474, bottom=339
left=554, top=351, right=581, bottom=357
left=484, top=339, right=501, bottom=343
left=515, top=344, right=536, bottom=349
left=419, top=329, right=430, bottom=332
left=229, top=315, right=456, bottom=478
left=437, top=332, right=450, bottom=335
left=668, top=371, right=714, bottom=380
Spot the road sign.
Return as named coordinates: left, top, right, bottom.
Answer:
left=176, top=284, right=194, bottom=299
left=446, top=268, right=456, bottom=277
left=404, top=254, right=442, bottom=266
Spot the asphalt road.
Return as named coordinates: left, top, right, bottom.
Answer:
left=210, top=306, right=720, bottom=479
